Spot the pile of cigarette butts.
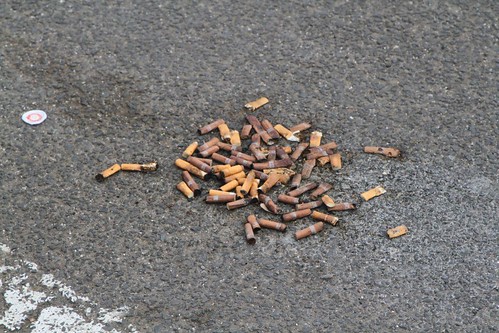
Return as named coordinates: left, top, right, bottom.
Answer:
left=171, top=97, right=408, bottom=244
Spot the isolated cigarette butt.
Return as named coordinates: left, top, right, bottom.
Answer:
left=301, top=158, right=316, bottom=179
left=230, top=130, right=241, bottom=147
left=290, top=143, right=309, bottom=162
left=258, top=193, right=280, bottom=214
left=198, top=144, right=220, bottom=158
left=218, top=123, right=231, bottom=141
left=199, top=119, right=225, bottom=135
left=330, top=153, right=342, bottom=170
left=245, top=97, right=269, bottom=111
left=175, top=159, right=208, bottom=180
left=182, top=171, right=201, bottom=196
left=205, top=194, right=237, bottom=203
left=387, top=225, right=408, bottom=239
left=241, top=170, right=256, bottom=194
left=295, top=222, right=324, bottom=240
left=290, top=173, right=302, bottom=189
left=226, top=198, right=253, bottom=210
left=246, top=214, right=261, bottom=231
left=328, top=202, right=356, bottom=211
left=287, top=182, right=318, bottom=197
left=277, top=194, right=300, bottom=205
left=310, top=183, right=333, bottom=200
left=289, top=122, right=312, bottom=133
left=274, top=124, right=300, bottom=142
left=311, top=211, right=338, bottom=225
left=321, top=195, right=335, bottom=208
left=241, top=124, right=253, bottom=139
left=209, top=189, right=236, bottom=198
left=198, top=137, right=220, bottom=152
left=96, top=163, right=121, bottom=182
left=220, top=179, right=239, bottom=192
left=361, top=186, right=386, bottom=201
left=212, top=164, right=232, bottom=173
left=261, top=119, right=281, bottom=139
left=249, top=179, right=260, bottom=199
left=282, top=208, right=312, bottom=222
left=258, top=172, right=281, bottom=193
left=224, top=171, right=246, bottom=183
left=364, top=146, right=401, bottom=158
left=295, top=200, right=323, bottom=210
left=176, top=181, right=194, bottom=200
left=257, top=218, right=287, bottom=231
left=221, top=165, right=245, bottom=178
left=187, top=156, right=213, bottom=174
left=309, top=131, right=322, bottom=148
left=245, top=223, right=256, bottom=244
left=182, top=141, right=199, bottom=158
left=317, top=156, right=330, bottom=166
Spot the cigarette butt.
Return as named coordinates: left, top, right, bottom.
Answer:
left=295, top=200, right=323, bottom=210
left=267, top=146, right=276, bottom=161
left=274, top=124, right=300, bottom=142
left=387, top=225, right=408, bottom=239
left=181, top=171, right=201, bottom=196
left=330, top=153, right=342, bottom=170
left=175, top=159, right=209, bottom=180
left=290, top=173, right=302, bottom=189
left=364, top=146, right=401, bottom=158
left=306, top=148, right=335, bottom=160
left=361, top=186, right=386, bottom=201
left=289, top=122, right=312, bottom=133
left=246, top=115, right=274, bottom=145
left=301, top=158, right=316, bottom=179
left=96, top=164, right=121, bottom=182
left=236, top=186, right=244, bottom=199
left=212, top=153, right=236, bottom=166
left=261, top=119, right=281, bottom=139
left=253, top=158, right=293, bottom=171
left=245, top=97, right=269, bottom=111
left=258, top=172, right=281, bottom=194
left=226, top=198, right=253, bottom=210
left=205, top=194, right=237, bottom=203
left=257, top=218, right=287, bottom=231
left=231, top=156, right=253, bottom=169
left=262, top=168, right=295, bottom=175
left=208, top=189, right=236, bottom=198
left=295, top=222, right=324, bottom=240
left=282, top=208, right=312, bottom=222
left=321, top=195, right=335, bottom=208
left=277, top=194, right=300, bottom=205
left=218, top=123, right=231, bottom=141
left=220, top=179, right=239, bottom=192
left=241, top=124, right=253, bottom=139
left=241, top=170, right=256, bottom=194
left=230, top=130, right=241, bottom=147
left=195, top=158, right=212, bottom=166
left=198, top=144, right=220, bottom=158
left=317, top=156, right=330, bottom=166
left=278, top=173, right=291, bottom=185
left=253, top=170, right=269, bottom=181
left=258, top=193, right=280, bottom=214
left=224, top=171, right=246, bottom=183
left=198, top=137, right=220, bottom=152
left=217, top=141, right=242, bottom=152
left=282, top=146, right=293, bottom=154
left=249, top=179, right=260, bottom=199
left=311, top=211, right=338, bottom=225
left=187, top=156, right=213, bottom=174
left=221, top=165, right=245, bottom=178
left=246, top=214, right=261, bottom=231
left=249, top=144, right=266, bottom=161
left=120, top=164, right=142, bottom=171
left=231, top=151, right=256, bottom=162
left=176, top=181, right=194, bottom=200
left=328, top=203, right=356, bottom=211
left=309, top=131, right=322, bottom=148
left=237, top=177, right=247, bottom=185
left=287, top=182, right=318, bottom=197
left=245, top=223, right=256, bottom=244
left=310, top=183, right=333, bottom=200
left=182, top=141, right=199, bottom=158
left=199, top=119, right=225, bottom=135
left=290, top=143, right=309, bottom=162
left=212, top=164, right=232, bottom=173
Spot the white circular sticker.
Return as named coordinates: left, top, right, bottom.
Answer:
left=22, top=110, right=47, bottom=125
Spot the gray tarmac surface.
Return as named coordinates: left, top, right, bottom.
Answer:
left=0, top=1, right=498, bottom=332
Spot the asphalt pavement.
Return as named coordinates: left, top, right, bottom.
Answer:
left=0, top=1, right=497, bottom=332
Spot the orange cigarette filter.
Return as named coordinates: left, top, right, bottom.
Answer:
left=282, top=146, right=292, bottom=154
left=221, top=165, right=245, bottom=178
left=258, top=172, right=281, bottom=194
left=120, top=162, right=158, bottom=172
left=245, top=97, right=269, bottom=111
left=245, top=223, right=256, bottom=244
left=387, top=225, right=408, bottom=239
left=176, top=181, right=194, bottom=200
left=212, top=164, right=232, bottom=173
left=361, top=186, right=386, bottom=201
left=241, top=170, right=256, bottom=194
left=246, top=214, right=261, bottom=230
left=257, top=218, right=287, bottom=231
left=321, top=195, right=336, bottom=208
left=199, top=119, right=225, bottom=135
left=236, top=186, right=244, bottom=199
left=317, top=156, right=330, bottom=166
left=182, top=141, right=199, bottom=158
left=226, top=198, right=253, bottom=210
left=224, top=171, right=246, bottom=183
left=282, top=208, right=312, bottom=222
left=181, top=171, right=201, bottom=196
left=198, top=144, right=220, bottom=158
left=220, top=180, right=239, bottom=192
left=198, top=137, right=220, bottom=152
left=309, top=131, right=322, bottom=148
left=364, top=146, right=401, bottom=158
left=240, top=124, right=253, bottom=139
left=249, top=179, right=260, bottom=199
left=174, top=159, right=208, bottom=180
left=218, top=123, right=231, bottom=141
left=205, top=194, right=237, bottom=203
left=295, top=222, right=324, bottom=240
left=237, top=177, right=246, bottom=185
left=289, top=122, right=312, bottom=133
left=278, top=174, right=291, bottom=185
left=274, top=124, right=300, bottom=142
left=328, top=203, right=356, bottom=211
left=208, top=189, right=236, bottom=197
left=301, top=158, right=316, bottom=179
left=230, top=130, right=241, bottom=147
left=311, top=211, right=338, bottom=225
left=95, top=163, right=121, bottom=182
left=186, top=156, right=213, bottom=174
left=330, top=153, right=342, bottom=170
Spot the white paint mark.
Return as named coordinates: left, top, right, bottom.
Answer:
left=0, top=244, right=11, bottom=254
left=32, top=306, right=108, bottom=333
left=98, top=307, right=129, bottom=323
left=23, top=261, right=38, bottom=272
left=40, top=273, right=57, bottom=288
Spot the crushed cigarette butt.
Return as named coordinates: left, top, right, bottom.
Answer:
left=387, top=225, right=408, bottom=238
left=361, top=186, right=386, bottom=201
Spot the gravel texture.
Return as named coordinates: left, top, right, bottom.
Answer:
left=0, top=1, right=497, bottom=332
